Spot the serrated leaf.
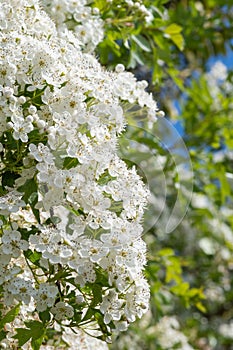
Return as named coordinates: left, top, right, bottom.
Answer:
left=19, top=320, right=45, bottom=346
left=13, top=328, right=32, bottom=347
left=0, top=304, right=20, bottom=329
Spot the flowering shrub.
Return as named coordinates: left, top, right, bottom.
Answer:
left=0, top=0, right=161, bottom=348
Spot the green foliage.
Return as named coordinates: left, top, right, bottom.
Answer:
left=0, top=304, right=21, bottom=330
left=18, top=177, right=40, bottom=223
left=94, top=0, right=185, bottom=84
left=13, top=321, right=45, bottom=349
left=98, top=1, right=233, bottom=349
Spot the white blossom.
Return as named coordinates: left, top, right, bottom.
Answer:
left=0, top=0, right=158, bottom=345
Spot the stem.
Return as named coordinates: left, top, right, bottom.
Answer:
left=24, top=255, right=41, bottom=285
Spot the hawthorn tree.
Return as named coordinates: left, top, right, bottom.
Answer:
left=0, top=1, right=233, bottom=350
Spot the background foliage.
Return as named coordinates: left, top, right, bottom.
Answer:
left=93, top=0, right=233, bottom=349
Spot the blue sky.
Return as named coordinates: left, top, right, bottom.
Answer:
left=207, top=43, right=233, bottom=70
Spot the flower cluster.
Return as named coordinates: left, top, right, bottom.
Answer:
left=154, top=316, right=194, bottom=350
left=41, top=0, right=154, bottom=53
left=41, top=0, right=104, bottom=52
left=0, top=0, right=159, bottom=347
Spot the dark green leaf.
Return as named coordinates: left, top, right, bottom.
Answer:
left=18, top=178, right=37, bottom=203
left=90, top=284, right=102, bottom=307
left=63, top=157, right=79, bottom=170
left=39, top=310, right=51, bottom=324
left=0, top=304, right=20, bottom=329
left=0, top=330, right=7, bottom=342
left=2, top=171, right=20, bottom=189
left=13, top=328, right=32, bottom=347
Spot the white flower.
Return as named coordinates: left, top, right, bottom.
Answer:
left=0, top=190, right=25, bottom=215
left=29, top=227, right=73, bottom=264
left=29, top=143, right=55, bottom=164
left=1, top=228, right=29, bottom=258
left=5, top=277, right=34, bottom=304
left=34, top=283, right=58, bottom=312
left=51, top=301, right=74, bottom=321
left=78, top=239, right=109, bottom=263
left=219, top=320, right=233, bottom=339
left=100, top=290, right=124, bottom=325
left=10, top=114, right=34, bottom=142
left=74, top=261, right=97, bottom=286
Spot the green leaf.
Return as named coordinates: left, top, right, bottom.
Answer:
left=20, top=226, right=38, bottom=240
left=131, top=34, right=151, bottom=52
left=158, top=248, right=174, bottom=257
left=164, top=24, right=184, bottom=50
left=24, top=250, right=42, bottom=267
left=94, top=310, right=112, bottom=336
left=82, top=308, right=95, bottom=322
left=39, top=310, right=51, bottom=324
left=90, top=284, right=103, bottom=307
left=98, top=170, right=116, bottom=185
left=31, top=335, right=44, bottom=350
left=167, top=67, right=184, bottom=90
left=63, top=157, right=79, bottom=170
left=218, top=166, right=231, bottom=203
left=2, top=171, right=20, bottom=189
left=14, top=321, right=45, bottom=347
left=196, top=301, right=207, bottom=313
left=153, top=34, right=166, bottom=50
left=18, top=178, right=40, bottom=222
left=128, top=49, right=144, bottom=68
left=170, top=282, right=190, bottom=296
left=73, top=311, right=82, bottom=324
left=0, top=304, right=20, bottom=329
left=28, top=192, right=40, bottom=223
left=0, top=186, right=7, bottom=196
left=49, top=268, right=71, bottom=282
left=164, top=23, right=183, bottom=35
left=13, top=328, right=32, bottom=347
left=0, top=330, right=7, bottom=342
left=169, top=33, right=184, bottom=50
left=18, top=178, right=37, bottom=203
